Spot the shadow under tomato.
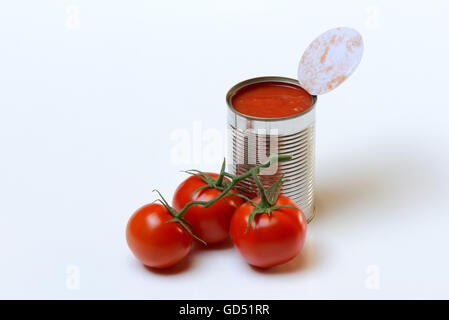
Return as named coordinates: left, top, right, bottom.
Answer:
left=129, top=238, right=236, bottom=275
left=192, top=237, right=234, bottom=252
left=139, top=253, right=195, bottom=275
left=248, top=243, right=319, bottom=275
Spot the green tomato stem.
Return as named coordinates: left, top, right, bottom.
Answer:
left=251, top=170, right=271, bottom=208
left=174, top=154, right=291, bottom=218
left=214, top=158, right=226, bottom=187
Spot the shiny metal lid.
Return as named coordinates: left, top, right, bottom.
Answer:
left=298, top=27, right=363, bottom=95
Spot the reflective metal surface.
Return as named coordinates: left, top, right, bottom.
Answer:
left=226, top=76, right=316, bottom=222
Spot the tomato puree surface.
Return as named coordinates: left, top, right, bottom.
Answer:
left=231, top=81, right=312, bottom=119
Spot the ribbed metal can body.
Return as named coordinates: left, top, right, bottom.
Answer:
left=226, top=76, right=316, bottom=222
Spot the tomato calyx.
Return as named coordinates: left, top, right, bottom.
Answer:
left=243, top=169, right=299, bottom=232
left=182, top=158, right=240, bottom=198
left=152, top=189, right=207, bottom=245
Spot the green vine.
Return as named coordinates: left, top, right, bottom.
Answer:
left=153, top=154, right=294, bottom=244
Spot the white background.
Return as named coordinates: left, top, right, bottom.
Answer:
left=1, top=0, right=449, bottom=299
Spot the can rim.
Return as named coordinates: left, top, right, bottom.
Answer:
left=226, top=76, right=317, bottom=122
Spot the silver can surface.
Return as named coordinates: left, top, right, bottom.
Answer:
left=226, top=76, right=317, bottom=222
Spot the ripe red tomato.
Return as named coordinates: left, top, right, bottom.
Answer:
left=172, top=173, right=244, bottom=245
left=230, top=195, right=307, bottom=268
left=126, top=203, right=193, bottom=269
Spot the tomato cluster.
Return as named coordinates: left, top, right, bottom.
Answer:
left=126, top=155, right=307, bottom=269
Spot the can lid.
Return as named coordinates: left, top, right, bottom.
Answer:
left=298, top=27, right=363, bottom=95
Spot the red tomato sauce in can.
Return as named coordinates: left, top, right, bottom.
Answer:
left=231, top=81, right=313, bottom=119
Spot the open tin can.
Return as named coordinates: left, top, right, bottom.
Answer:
left=226, top=76, right=317, bottom=222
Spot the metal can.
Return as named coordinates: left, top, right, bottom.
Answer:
left=226, top=76, right=317, bottom=222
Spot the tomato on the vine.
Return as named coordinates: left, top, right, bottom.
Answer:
left=173, top=173, right=244, bottom=245
left=126, top=203, right=193, bottom=269
left=230, top=195, right=307, bottom=268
